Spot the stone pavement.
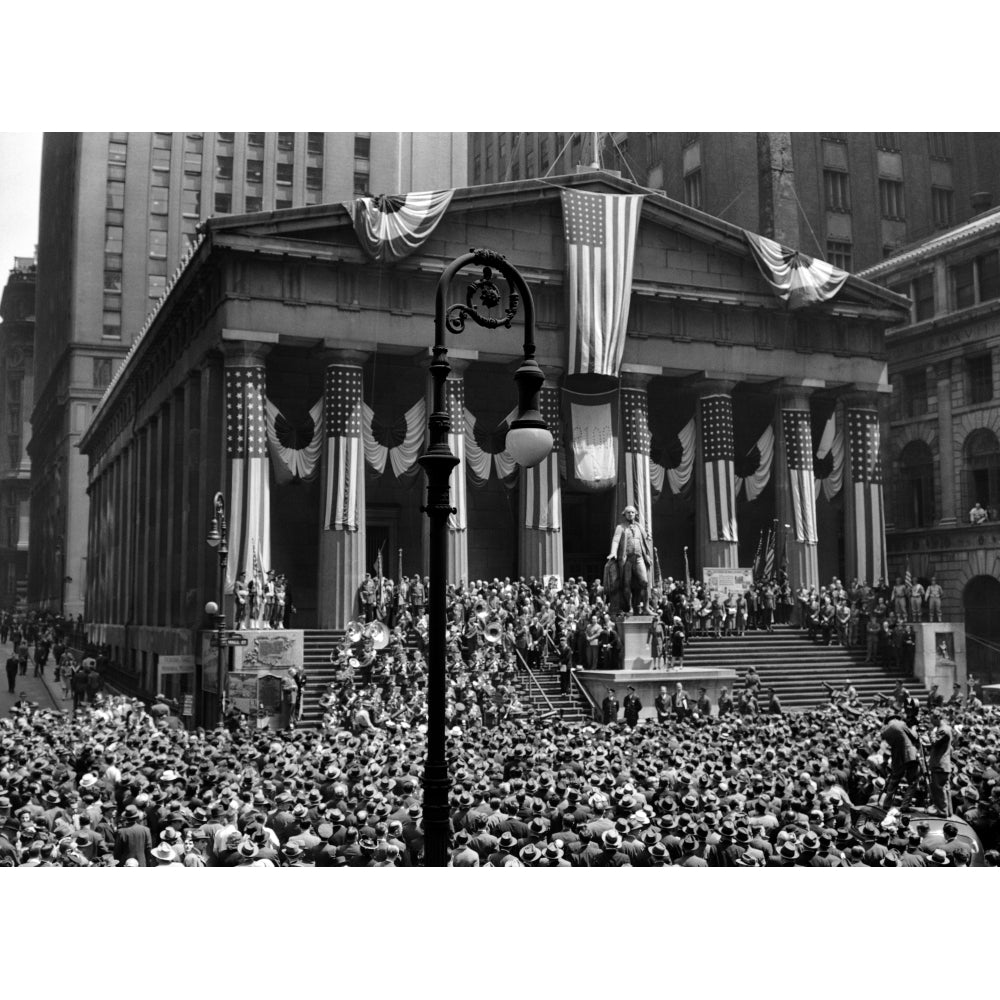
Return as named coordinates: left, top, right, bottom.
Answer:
left=0, top=639, right=66, bottom=716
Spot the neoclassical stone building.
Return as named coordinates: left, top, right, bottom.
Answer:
left=79, top=171, right=906, bottom=704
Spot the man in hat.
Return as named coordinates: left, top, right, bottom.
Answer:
left=113, top=804, right=153, bottom=867
left=880, top=714, right=922, bottom=810
left=4, top=648, right=17, bottom=694
left=925, top=710, right=954, bottom=816
left=602, top=687, right=619, bottom=725
left=623, top=686, right=642, bottom=728
left=606, top=505, right=653, bottom=616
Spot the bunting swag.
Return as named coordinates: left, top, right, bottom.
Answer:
left=745, top=231, right=850, bottom=309
left=362, top=398, right=426, bottom=478
left=562, top=386, right=618, bottom=491
left=782, top=409, right=818, bottom=543
left=665, top=418, right=695, bottom=496
left=225, top=366, right=271, bottom=591
left=265, top=398, right=324, bottom=484
left=622, top=388, right=653, bottom=537
left=701, top=394, right=738, bottom=542
left=848, top=409, right=887, bottom=586
left=814, top=411, right=844, bottom=502
left=524, top=386, right=562, bottom=531
left=463, top=407, right=520, bottom=488
left=561, top=189, right=643, bottom=376
left=344, top=189, right=454, bottom=264
left=324, top=366, right=363, bottom=531
left=735, top=425, right=774, bottom=502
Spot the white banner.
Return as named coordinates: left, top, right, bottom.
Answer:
left=569, top=401, right=616, bottom=487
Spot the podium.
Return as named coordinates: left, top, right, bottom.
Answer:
left=617, top=615, right=653, bottom=671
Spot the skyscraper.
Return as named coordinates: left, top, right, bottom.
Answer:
left=29, top=132, right=467, bottom=614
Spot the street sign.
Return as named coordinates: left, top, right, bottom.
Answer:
left=210, top=633, right=249, bottom=647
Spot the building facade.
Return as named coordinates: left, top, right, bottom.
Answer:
left=78, top=171, right=906, bottom=713
left=469, top=132, right=1000, bottom=271
left=0, top=257, right=35, bottom=609
left=29, top=132, right=467, bottom=615
left=859, top=208, right=1000, bottom=680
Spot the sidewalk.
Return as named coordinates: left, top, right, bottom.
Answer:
left=0, top=639, right=70, bottom=715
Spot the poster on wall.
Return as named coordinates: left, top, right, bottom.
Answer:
left=227, top=672, right=259, bottom=713
left=200, top=632, right=219, bottom=693
left=702, top=567, right=755, bottom=601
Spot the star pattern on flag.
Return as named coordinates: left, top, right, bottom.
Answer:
left=622, top=389, right=651, bottom=455
left=848, top=410, right=882, bottom=484
left=562, top=190, right=605, bottom=248
left=446, top=378, right=464, bottom=432
left=226, top=367, right=266, bottom=458
left=782, top=410, right=813, bottom=471
left=540, top=387, right=562, bottom=450
left=325, top=367, right=362, bottom=438
left=702, top=395, right=734, bottom=462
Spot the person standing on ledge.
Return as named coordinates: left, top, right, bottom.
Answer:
left=605, top=505, right=652, bottom=616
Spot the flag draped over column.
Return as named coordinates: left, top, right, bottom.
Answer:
left=848, top=408, right=888, bottom=585
left=344, top=190, right=454, bottom=263
left=524, top=386, right=563, bottom=531
left=324, top=366, right=363, bottom=531
left=622, top=387, right=653, bottom=537
left=701, top=394, right=738, bottom=542
left=782, top=409, right=818, bottom=543
left=445, top=378, right=467, bottom=531
left=561, top=189, right=643, bottom=376
left=225, top=366, right=271, bottom=590
left=814, top=410, right=844, bottom=501
left=264, top=397, right=324, bottom=484
left=745, top=231, right=850, bottom=309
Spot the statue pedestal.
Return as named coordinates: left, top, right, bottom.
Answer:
left=617, top=615, right=653, bottom=670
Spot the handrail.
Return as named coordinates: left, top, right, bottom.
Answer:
left=512, top=646, right=558, bottom=717
left=571, top=667, right=602, bottom=723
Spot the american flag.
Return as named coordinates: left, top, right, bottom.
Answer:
left=701, top=394, right=737, bottom=542
left=324, top=365, right=363, bottom=530
left=622, top=388, right=653, bottom=538
left=524, top=385, right=562, bottom=531
left=347, top=189, right=454, bottom=263
left=446, top=377, right=467, bottom=531
left=763, top=523, right=776, bottom=580
left=848, top=408, right=887, bottom=585
left=561, top=189, right=643, bottom=376
left=904, top=561, right=912, bottom=589
left=226, top=366, right=270, bottom=590
left=782, top=409, right=818, bottom=543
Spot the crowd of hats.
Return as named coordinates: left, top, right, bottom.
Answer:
left=2, top=674, right=999, bottom=866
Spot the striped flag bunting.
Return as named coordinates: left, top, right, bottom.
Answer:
left=904, top=561, right=912, bottom=589
left=446, top=377, right=467, bottom=531
left=745, top=231, right=850, bottom=309
left=622, top=387, right=653, bottom=538
left=814, top=410, right=844, bottom=501
left=763, top=523, right=776, bottom=580
left=524, top=386, right=563, bottom=531
left=345, top=189, right=454, bottom=263
left=701, top=394, right=738, bottom=542
left=848, top=408, right=887, bottom=585
left=324, top=366, right=363, bottom=531
left=782, top=409, right=818, bottom=543
left=561, top=189, right=643, bottom=376
left=225, top=366, right=271, bottom=590
left=735, top=425, right=774, bottom=502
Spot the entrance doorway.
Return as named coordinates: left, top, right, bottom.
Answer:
left=964, top=574, right=1000, bottom=684
left=562, top=490, right=614, bottom=584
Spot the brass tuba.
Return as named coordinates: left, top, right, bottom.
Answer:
left=367, top=620, right=391, bottom=650
left=484, top=620, right=503, bottom=644
left=474, top=599, right=490, bottom=621
left=345, top=620, right=364, bottom=643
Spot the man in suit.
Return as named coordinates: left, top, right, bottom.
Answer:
left=623, top=686, right=642, bottom=727
left=654, top=685, right=671, bottom=724
left=602, top=687, right=619, bottom=724
left=606, top=505, right=653, bottom=616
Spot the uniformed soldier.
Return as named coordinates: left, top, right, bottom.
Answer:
left=602, top=687, right=619, bottom=725
left=623, top=686, right=641, bottom=727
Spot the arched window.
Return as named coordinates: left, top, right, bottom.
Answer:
left=964, top=428, right=1000, bottom=521
left=896, top=440, right=935, bottom=528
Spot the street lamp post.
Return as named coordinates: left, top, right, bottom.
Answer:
left=418, top=248, right=552, bottom=867
left=205, top=491, right=229, bottom=725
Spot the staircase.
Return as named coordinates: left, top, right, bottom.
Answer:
left=300, top=630, right=345, bottom=729
left=681, top=626, right=915, bottom=711
left=514, top=663, right=593, bottom=724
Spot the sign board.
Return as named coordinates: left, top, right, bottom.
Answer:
left=233, top=630, right=304, bottom=671
left=181, top=694, right=195, bottom=717
left=702, top=567, right=754, bottom=601
left=227, top=672, right=259, bottom=714
left=210, top=633, right=249, bottom=647
left=158, top=655, right=196, bottom=676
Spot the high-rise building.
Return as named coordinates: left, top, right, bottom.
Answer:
left=0, top=256, right=35, bottom=609
left=29, top=132, right=467, bottom=614
left=469, top=132, right=1000, bottom=271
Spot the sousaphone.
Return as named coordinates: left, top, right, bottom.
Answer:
left=484, top=620, right=504, bottom=644
left=345, top=620, right=364, bottom=643
left=367, top=620, right=391, bottom=650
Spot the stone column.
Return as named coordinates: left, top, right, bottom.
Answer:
left=935, top=359, right=957, bottom=526
left=695, top=379, right=740, bottom=572
left=842, top=388, right=889, bottom=586
left=773, top=381, right=823, bottom=592
left=519, top=375, right=564, bottom=582
left=317, top=350, right=368, bottom=629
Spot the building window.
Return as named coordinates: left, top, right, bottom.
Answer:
left=150, top=186, right=169, bottom=215
left=214, top=192, right=231, bottom=214
left=826, top=240, right=853, bottom=271
left=276, top=162, right=293, bottom=185
left=245, top=196, right=262, bottom=213
left=184, top=151, right=202, bottom=174
left=149, top=230, right=168, bottom=258
left=108, top=163, right=126, bottom=182
left=108, top=142, right=127, bottom=164
left=94, top=358, right=113, bottom=390
left=102, top=311, right=121, bottom=339
left=354, top=134, right=371, bottom=159
left=966, top=352, right=994, bottom=404
left=913, top=273, right=934, bottom=321
left=103, top=292, right=121, bottom=312
left=151, top=146, right=171, bottom=171
left=103, top=270, right=122, bottom=292
left=148, top=274, right=166, bottom=299
left=932, top=186, right=954, bottom=228
left=247, top=132, right=265, bottom=147
left=277, top=132, right=295, bottom=152
left=684, top=169, right=703, bottom=210
left=978, top=250, right=1000, bottom=302
left=106, top=180, right=125, bottom=211
left=353, top=173, right=369, bottom=195
left=215, top=155, right=233, bottom=181
left=105, top=253, right=122, bottom=271
left=306, top=166, right=323, bottom=190
left=879, top=179, right=905, bottom=219
left=307, top=132, right=324, bottom=155
left=181, top=188, right=200, bottom=217
left=952, top=259, right=975, bottom=310
left=896, top=439, right=935, bottom=528
left=901, top=369, right=927, bottom=418
left=823, top=169, right=851, bottom=213
left=964, top=428, right=1000, bottom=519
left=276, top=198, right=292, bottom=211
left=875, top=133, right=899, bottom=151
left=217, top=132, right=234, bottom=144
left=246, top=159, right=263, bottom=184
left=105, top=225, right=123, bottom=255
left=540, top=136, right=550, bottom=172
left=928, top=133, right=951, bottom=159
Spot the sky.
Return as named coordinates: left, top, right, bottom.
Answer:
left=0, top=132, right=42, bottom=271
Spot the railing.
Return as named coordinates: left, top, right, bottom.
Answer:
left=512, top=646, right=558, bottom=718
left=571, top=667, right=602, bottom=723
left=967, top=632, right=1000, bottom=687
